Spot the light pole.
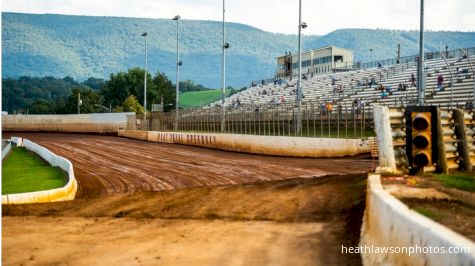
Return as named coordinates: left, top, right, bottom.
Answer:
left=417, top=0, right=425, bottom=105
left=173, top=15, right=181, bottom=131
left=296, top=0, right=307, bottom=134
left=141, top=32, right=148, bottom=122
left=221, top=0, right=229, bottom=132
left=370, top=48, right=373, bottom=66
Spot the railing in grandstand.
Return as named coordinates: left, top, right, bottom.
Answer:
left=132, top=100, right=375, bottom=139
left=251, top=46, right=475, bottom=86
left=359, top=47, right=475, bottom=69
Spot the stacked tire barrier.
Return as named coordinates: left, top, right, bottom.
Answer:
left=374, top=105, right=474, bottom=174
left=2, top=138, right=78, bottom=204
left=360, top=174, right=475, bottom=265
left=119, top=130, right=370, bottom=158
left=2, top=113, right=135, bottom=133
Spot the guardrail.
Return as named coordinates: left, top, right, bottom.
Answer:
left=2, top=138, right=78, bottom=204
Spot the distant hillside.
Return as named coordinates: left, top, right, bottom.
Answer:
left=3, top=12, right=475, bottom=87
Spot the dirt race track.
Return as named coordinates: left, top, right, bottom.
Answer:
left=3, top=132, right=372, bottom=265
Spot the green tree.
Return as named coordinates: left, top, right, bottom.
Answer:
left=152, top=71, right=175, bottom=111
left=101, top=68, right=176, bottom=111
left=101, top=68, right=153, bottom=110
left=61, top=87, right=103, bottom=114
left=29, top=100, right=56, bottom=114
left=121, top=95, right=144, bottom=114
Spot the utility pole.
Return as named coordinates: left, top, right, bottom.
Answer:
left=142, top=32, right=148, bottom=123
left=221, top=0, right=227, bottom=132
left=296, top=0, right=307, bottom=134
left=77, top=92, right=81, bottom=114
left=397, top=44, right=401, bottom=64
left=173, top=15, right=181, bottom=131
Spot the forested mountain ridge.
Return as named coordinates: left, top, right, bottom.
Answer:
left=3, top=12, right=475, bottom=87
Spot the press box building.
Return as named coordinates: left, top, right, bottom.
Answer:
left=276, top=46, right=354, bottom=78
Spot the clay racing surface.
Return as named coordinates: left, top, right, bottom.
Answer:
left=3, top=132, right=372, bottom=265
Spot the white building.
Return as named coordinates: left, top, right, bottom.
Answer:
left=276, top=46, right=354, bottom=78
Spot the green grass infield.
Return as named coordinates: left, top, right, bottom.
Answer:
left=2, top=147, right=68, bottom=195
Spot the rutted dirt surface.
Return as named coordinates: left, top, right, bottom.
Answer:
left=3, top=132, right=372, bottom=266
left=3, top=132, right=372, bottom=198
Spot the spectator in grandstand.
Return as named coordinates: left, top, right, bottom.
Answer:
left=378, top=62, right=382, bottom=68
left=386, top=86, right=393, bottom=95
left=437, top=74, right=444, bottom=91
left=398, top=83, right=403, bottom=91
left=370, top=77, right=376, bottom=86
left=321, top=102, right=327, bottom=115
left=410, top=73, right=416, bottom=87
left=331, top=76, right=336, bottom=85
left=326, top=102, right=333, bottom=114
left=381, top=90, right=388, bottom=99
left=280, top=95, right=286, bottom=103
left=360, top=98, right=366, bottom=107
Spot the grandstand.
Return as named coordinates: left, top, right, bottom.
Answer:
left=212, top=47, right=475, bottom=110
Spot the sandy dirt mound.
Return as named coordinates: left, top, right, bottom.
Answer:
left=3, top=175, right=367, bottom=266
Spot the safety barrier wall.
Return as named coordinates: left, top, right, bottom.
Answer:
left=2, top=140, right=12, bottom=160
left=360, top=174, right=475, bottom=265
left=2, top=138, right=78, bottom=204
left=119, top=130, right=370, bottom=158
left=2, top=112, right=135, bottom=133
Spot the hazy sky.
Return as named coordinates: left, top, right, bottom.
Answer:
left=2, top=0, right=475, bottom=35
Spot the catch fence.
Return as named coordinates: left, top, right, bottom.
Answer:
left=132, top=100, right=375, bottom=139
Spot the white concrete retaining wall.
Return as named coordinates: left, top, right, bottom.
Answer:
left=119, top=130, right=370, bottom=158
left=2, top=140, right=12, bottom=160
left=360, top=174, right=475, bottom=265
left=2, top=138, right=78, bottom=204
left=10, top=137, right=23, bottom=146
left=373, top=105, right=397, bottom=173
left=2, top=112, right=135, bottom=133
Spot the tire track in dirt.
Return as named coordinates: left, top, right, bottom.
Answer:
left=4, top=132, right=372, bottom=198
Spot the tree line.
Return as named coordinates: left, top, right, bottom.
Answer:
left=2, top=68, right=215, bottom=114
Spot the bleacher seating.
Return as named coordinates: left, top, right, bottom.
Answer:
left=209, top=51, right=475, bottom=111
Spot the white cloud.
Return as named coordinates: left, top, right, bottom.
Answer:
left=2, top=0, right=474, bottom=34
